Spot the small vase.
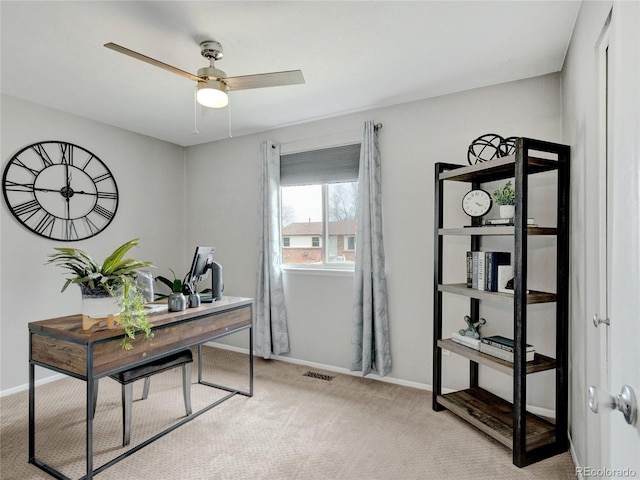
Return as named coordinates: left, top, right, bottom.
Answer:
left=80, top=284, right=121, bottom=330
left=168, top=292, right=187, bottom=312
left=499, top=205, right=515, bottom=219
left=189, top=293, right=201, bottom=308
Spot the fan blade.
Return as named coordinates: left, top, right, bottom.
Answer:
left=224, top=70, right=305, bottom=91
left=104, top=42, right=201, bottom=83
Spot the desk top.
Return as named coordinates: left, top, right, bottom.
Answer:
left=29, top=296, right=253, bottom=344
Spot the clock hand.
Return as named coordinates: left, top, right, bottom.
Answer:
left=32, top=187, right=65, bottom=193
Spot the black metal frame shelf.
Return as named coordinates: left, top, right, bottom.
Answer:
left=432, top=137, right=570, bottom=467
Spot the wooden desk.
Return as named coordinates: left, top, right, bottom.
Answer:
left=28, top=296, right=253, bottom=480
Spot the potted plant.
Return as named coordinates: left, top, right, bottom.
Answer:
left=155, top=269, right=190, bottom=311
left=47, top=238, right=154, bottom=349
left=493, top=180, right=515, bottom=219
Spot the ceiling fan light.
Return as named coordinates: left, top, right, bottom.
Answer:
left=196, top=80, right=228, bottom=108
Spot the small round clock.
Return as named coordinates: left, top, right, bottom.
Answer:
left=462, top=189, right=492, bottom=218
left=2, top=141, right=119, bottom=241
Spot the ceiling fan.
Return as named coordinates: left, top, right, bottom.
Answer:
left=104, top=40, right=305, bottom=108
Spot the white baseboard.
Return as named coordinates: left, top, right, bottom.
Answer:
left=569, top=436, right=582, bottom=479
left=204, top=341, right=432, bottom=391
left=1, top=373, right=65, bottom=398
left=1, top=343, right=559, bottom=420
left=204, top=341, right=557, bottom=418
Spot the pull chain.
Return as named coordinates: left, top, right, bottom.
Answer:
left=193, top=86, right=199, bottom=135
left=227, top=87, right=233, bottom=138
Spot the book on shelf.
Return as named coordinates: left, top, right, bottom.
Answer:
left=481, top=335, right=534, bottom=353
left=471, top=251, right=479, bottom=289
left=479, top=342, right=535, bottom=362
left=450, top=332, right=481, bottom=350
left=467, top=251, right=511, bottom=292
left=476, top=252, right=485, bottom=291
left=485, top=252, right=511, bottom=292
left=483, top=217, right=537, bottom=226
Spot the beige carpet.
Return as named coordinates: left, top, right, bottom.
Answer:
left=1, top=346, right=576, bottom=479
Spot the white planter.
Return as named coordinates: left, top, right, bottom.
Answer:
left=499, top=205, right=515, bottom=219
left=80, top=284, right=121, bottom=330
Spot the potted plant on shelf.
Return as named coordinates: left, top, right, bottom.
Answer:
left=47, top=238, right=155, bottom=349
left=493, top=180, right=515, bottom=219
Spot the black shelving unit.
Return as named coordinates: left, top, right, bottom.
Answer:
left=432, top=138, right=570, bottom=467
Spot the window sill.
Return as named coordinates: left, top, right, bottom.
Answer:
left=282, top=265, right=355, bottom=276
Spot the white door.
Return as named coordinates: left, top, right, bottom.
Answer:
left=584, top=8, right=613, bottom=470
left=606, top=2, right=640, bottom=472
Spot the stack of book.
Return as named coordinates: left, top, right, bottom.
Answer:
left=450, top=331, right=481, bottom=350
left=483, top=217, right=537, bottom=227
left=479, top=335, right=535, bottom=362
left=466, top=251, right=511, bottom=292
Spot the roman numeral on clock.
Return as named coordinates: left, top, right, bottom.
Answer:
left=14, top=199, right=41, bottom=217
left=92, top=204, right=114, bottom=220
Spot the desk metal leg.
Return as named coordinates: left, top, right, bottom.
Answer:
left=29, top=361, right=35, bottom=463
left=86, top=346, right=94, bottom=480
left=249, top=324, right=253, bottom=397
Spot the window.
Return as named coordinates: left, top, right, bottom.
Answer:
left=280, top=144, right=360, bottom=267
left=345, top=235, right=356, bottom=251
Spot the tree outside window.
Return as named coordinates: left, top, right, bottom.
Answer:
left=281, top=181, right=357, bottom=266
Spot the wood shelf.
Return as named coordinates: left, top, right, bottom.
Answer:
left=433, top=138, right=570, bottom=467
left=438, top=283, right=557, bottom=304
left=439, top=226, right=557, bottom=236
left=437, top=339, right=556, bottom=375
left=438, top=155, right=559, bottom=183
left=436, top=387, right=556, bottom=451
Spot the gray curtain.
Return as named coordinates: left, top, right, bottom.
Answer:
left=350, top=121, right=391, bottom=376
left=255, top=141, right=289, bottom=359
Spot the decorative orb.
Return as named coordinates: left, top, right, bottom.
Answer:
left=467, top=134, right=504, bottom=165
left=500, top=136, right=518, bottom=156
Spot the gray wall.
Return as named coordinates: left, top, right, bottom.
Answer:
left=1, top=73, right=565, bottom=415
left=185, top=73, right=563, bottom=410
left=0, top=95, right=187, bottom=391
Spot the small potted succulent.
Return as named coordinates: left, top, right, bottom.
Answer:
left=155, top=269, right=190, bottom=311
left=47, top=238, right=154, bottom=349
left=493, top=180, right=515, bottom=219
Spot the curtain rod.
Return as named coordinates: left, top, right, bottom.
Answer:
left=273, top=122, right=383, bottom=149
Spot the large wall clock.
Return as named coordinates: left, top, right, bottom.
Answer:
left=2, top=141, right=119, bottom=241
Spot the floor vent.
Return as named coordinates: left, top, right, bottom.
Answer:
left=303, top=371, right=335, bottom=382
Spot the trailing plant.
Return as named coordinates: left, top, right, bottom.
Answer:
left=493, top=180, right=515, bottom=206
left=118, top=275, right=153, bottom=350
left=47, top=238, right=155, bottom=349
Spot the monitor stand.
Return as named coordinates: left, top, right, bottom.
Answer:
left=200, top=265, right=215, bottom=302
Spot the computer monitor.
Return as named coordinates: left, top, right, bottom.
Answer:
left=187, top=246, right=215, bottom=290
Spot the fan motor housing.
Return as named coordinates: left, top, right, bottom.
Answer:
left=200, top=40, right=223, bottom=60
left=197, top=66, right=227, bottom=81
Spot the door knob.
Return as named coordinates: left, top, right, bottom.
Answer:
left=588, top=385, right=638, bottom=426
left=592, top=314, right=610, bottom=327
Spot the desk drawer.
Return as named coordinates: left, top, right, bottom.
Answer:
left=93, top=304, right=252, bottom=376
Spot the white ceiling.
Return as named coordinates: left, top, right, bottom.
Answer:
left=1, top=1, right=581, bottom=147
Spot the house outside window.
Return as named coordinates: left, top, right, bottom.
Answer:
left=280, top=143, right=360, bottom=267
